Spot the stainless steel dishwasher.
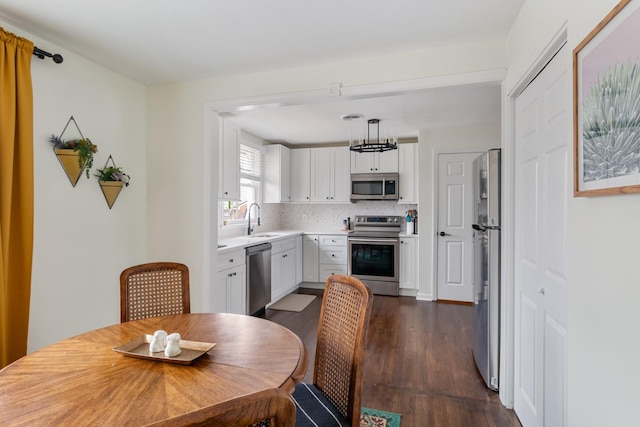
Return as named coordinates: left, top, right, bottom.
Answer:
left=246, top=242, right=272, bottom=316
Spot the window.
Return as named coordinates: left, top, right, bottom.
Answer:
left=222, top=143, right=264, bottom=226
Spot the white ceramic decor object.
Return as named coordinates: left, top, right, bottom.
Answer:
left=149, top=330, right=167, bottom=353
left=164, top=333, right=181, bottom=357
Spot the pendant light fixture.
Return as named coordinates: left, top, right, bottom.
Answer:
left=348, top=118, right=398, bottom=153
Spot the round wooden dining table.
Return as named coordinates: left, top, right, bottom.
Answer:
left=0, top=313, right=308, bottom=426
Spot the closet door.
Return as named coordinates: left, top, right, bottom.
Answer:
left=514, top=44, right=569, bottom=427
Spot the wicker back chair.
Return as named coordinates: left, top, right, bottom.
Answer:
left=145, top=388, right=295, bottom=427
left=119, top=262, right=190, bottom=323
left=293, top=274, right=373, bottom=426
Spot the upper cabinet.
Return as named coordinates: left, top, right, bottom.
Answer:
left=350, top=149, right=399, bottom=174
left=218, top=120, right=240, bottom=200
left=290, top=148, right=311, bottom=202
left=310, top=146, right=350, bottom=203
left=264, top=144, right=291, bottom=203
left=398, top=143, right=419, bottom=204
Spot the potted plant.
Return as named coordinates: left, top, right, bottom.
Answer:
left=50, top=134, right=98, bottom=181
left=95, top=162, right=130, bottom=209
left=94, top=165, right=130, bottom=186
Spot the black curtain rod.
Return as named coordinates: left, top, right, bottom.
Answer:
left=33, top=46, right=63, bottom=64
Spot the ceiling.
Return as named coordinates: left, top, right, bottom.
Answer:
left=0, top=0, right=523, bottom=145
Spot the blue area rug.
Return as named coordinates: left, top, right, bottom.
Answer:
left=360, top=407, right=402, bottom=427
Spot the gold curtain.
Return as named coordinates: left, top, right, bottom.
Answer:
left=0, top=28, right=34, bottom=368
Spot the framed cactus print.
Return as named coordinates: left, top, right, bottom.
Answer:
left=574, top=0, right=640, bottom=196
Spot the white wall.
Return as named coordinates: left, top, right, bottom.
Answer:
left=147, top=40, right=508, bottom=314
left=417, top=125, right=501, bottom=300
left=507, top=0, right=640, bottom=425
left=0, top=21, right=148, bottom=352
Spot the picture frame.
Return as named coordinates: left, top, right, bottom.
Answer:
left=573, top=0, right=640, bottom=196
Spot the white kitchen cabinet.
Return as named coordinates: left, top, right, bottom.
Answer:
left=302, top=234, right=319, bottom=282
left=217, top=265, right=246, bottom=315
left=310, top=147, right=350, bottom=203
left=290, top=148, right=311, bottom=202
left=215, top=249, right=246, bottom=314
left=270, top=238, right=297, bottom=302
left=318, top=235, right=348, bottom=282
left=218, top=119, right=240, bottom=200
left=350, top=149, right=398, bottom=174
left=264, top=144, right=291, bottom=203
left=398, top=143, right=419, bottom=204
left=400, top=235, right=419, bottom=290
left=295, top=235, right=303, bottom=285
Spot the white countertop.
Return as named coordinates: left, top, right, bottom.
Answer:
left=217, top=230, right=352, bottom=254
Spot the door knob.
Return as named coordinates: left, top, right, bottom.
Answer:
left=439, top=231, right=451, bottom=236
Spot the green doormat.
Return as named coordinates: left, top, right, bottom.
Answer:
left=360, top=407, right=402, bottom=427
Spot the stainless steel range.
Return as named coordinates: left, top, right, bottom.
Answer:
left=348, top=215, right=401, bottom=296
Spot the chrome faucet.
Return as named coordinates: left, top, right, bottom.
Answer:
left=247, top=202, right=261, bottom=235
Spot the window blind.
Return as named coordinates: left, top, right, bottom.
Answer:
left=239, top=144, right=263, bottom=178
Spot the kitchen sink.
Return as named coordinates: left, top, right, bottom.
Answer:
left=248, top=234, right=275, bottom=238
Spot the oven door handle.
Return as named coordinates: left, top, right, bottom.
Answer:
left=348, top=237, right=399, bottom=243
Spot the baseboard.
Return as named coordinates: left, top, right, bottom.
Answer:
left=437, top=299, right=473, bottom=306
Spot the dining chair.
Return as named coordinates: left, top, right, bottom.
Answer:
left=292, top=274, right=373, bottom=426
left=119, top=262, right=190, bottom=323
left=145, top=388, right=296, bottom=427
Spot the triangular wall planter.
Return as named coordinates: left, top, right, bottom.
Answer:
left=55, top=148, right=86, bottom=187
left=99, top=180, right=125, bottom=209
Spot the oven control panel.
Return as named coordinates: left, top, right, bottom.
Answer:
left=354, top=215, right=401, bottom=224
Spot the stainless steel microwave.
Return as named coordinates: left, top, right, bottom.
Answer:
left=350, top=173, right=399, bottom=201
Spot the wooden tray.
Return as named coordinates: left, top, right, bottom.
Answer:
left=113, top=334, right=216, bottom=365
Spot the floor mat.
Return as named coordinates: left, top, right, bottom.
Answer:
left=268, top=294, right=316, bottom=312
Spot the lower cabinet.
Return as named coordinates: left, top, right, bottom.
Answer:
left=399, top=235, right=419, bottom=290
left=302, top=235, right=319, bottom=282
left=216, top=249, right=247, bottom=314
left=271, top=237, right=298, bottom=302
left=318, top=235, right=348, bottom=283
left=302, top=234, right=348, bottom=284
left=217, top=265, right=246, bottom=314
left=295, top=236, right=303, bottom=285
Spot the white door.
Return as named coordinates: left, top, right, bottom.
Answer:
left=514, top=44, right=569, bottom=427
left=436, top=152, right=479, bottom=302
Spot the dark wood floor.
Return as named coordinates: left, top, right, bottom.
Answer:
left=262, top=288, right=522, bottom=427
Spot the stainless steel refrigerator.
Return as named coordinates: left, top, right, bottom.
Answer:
left=472, top=148, right=501, bottom=391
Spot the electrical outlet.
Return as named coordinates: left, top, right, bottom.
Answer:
left=329, top=82, right=341, bottom=96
